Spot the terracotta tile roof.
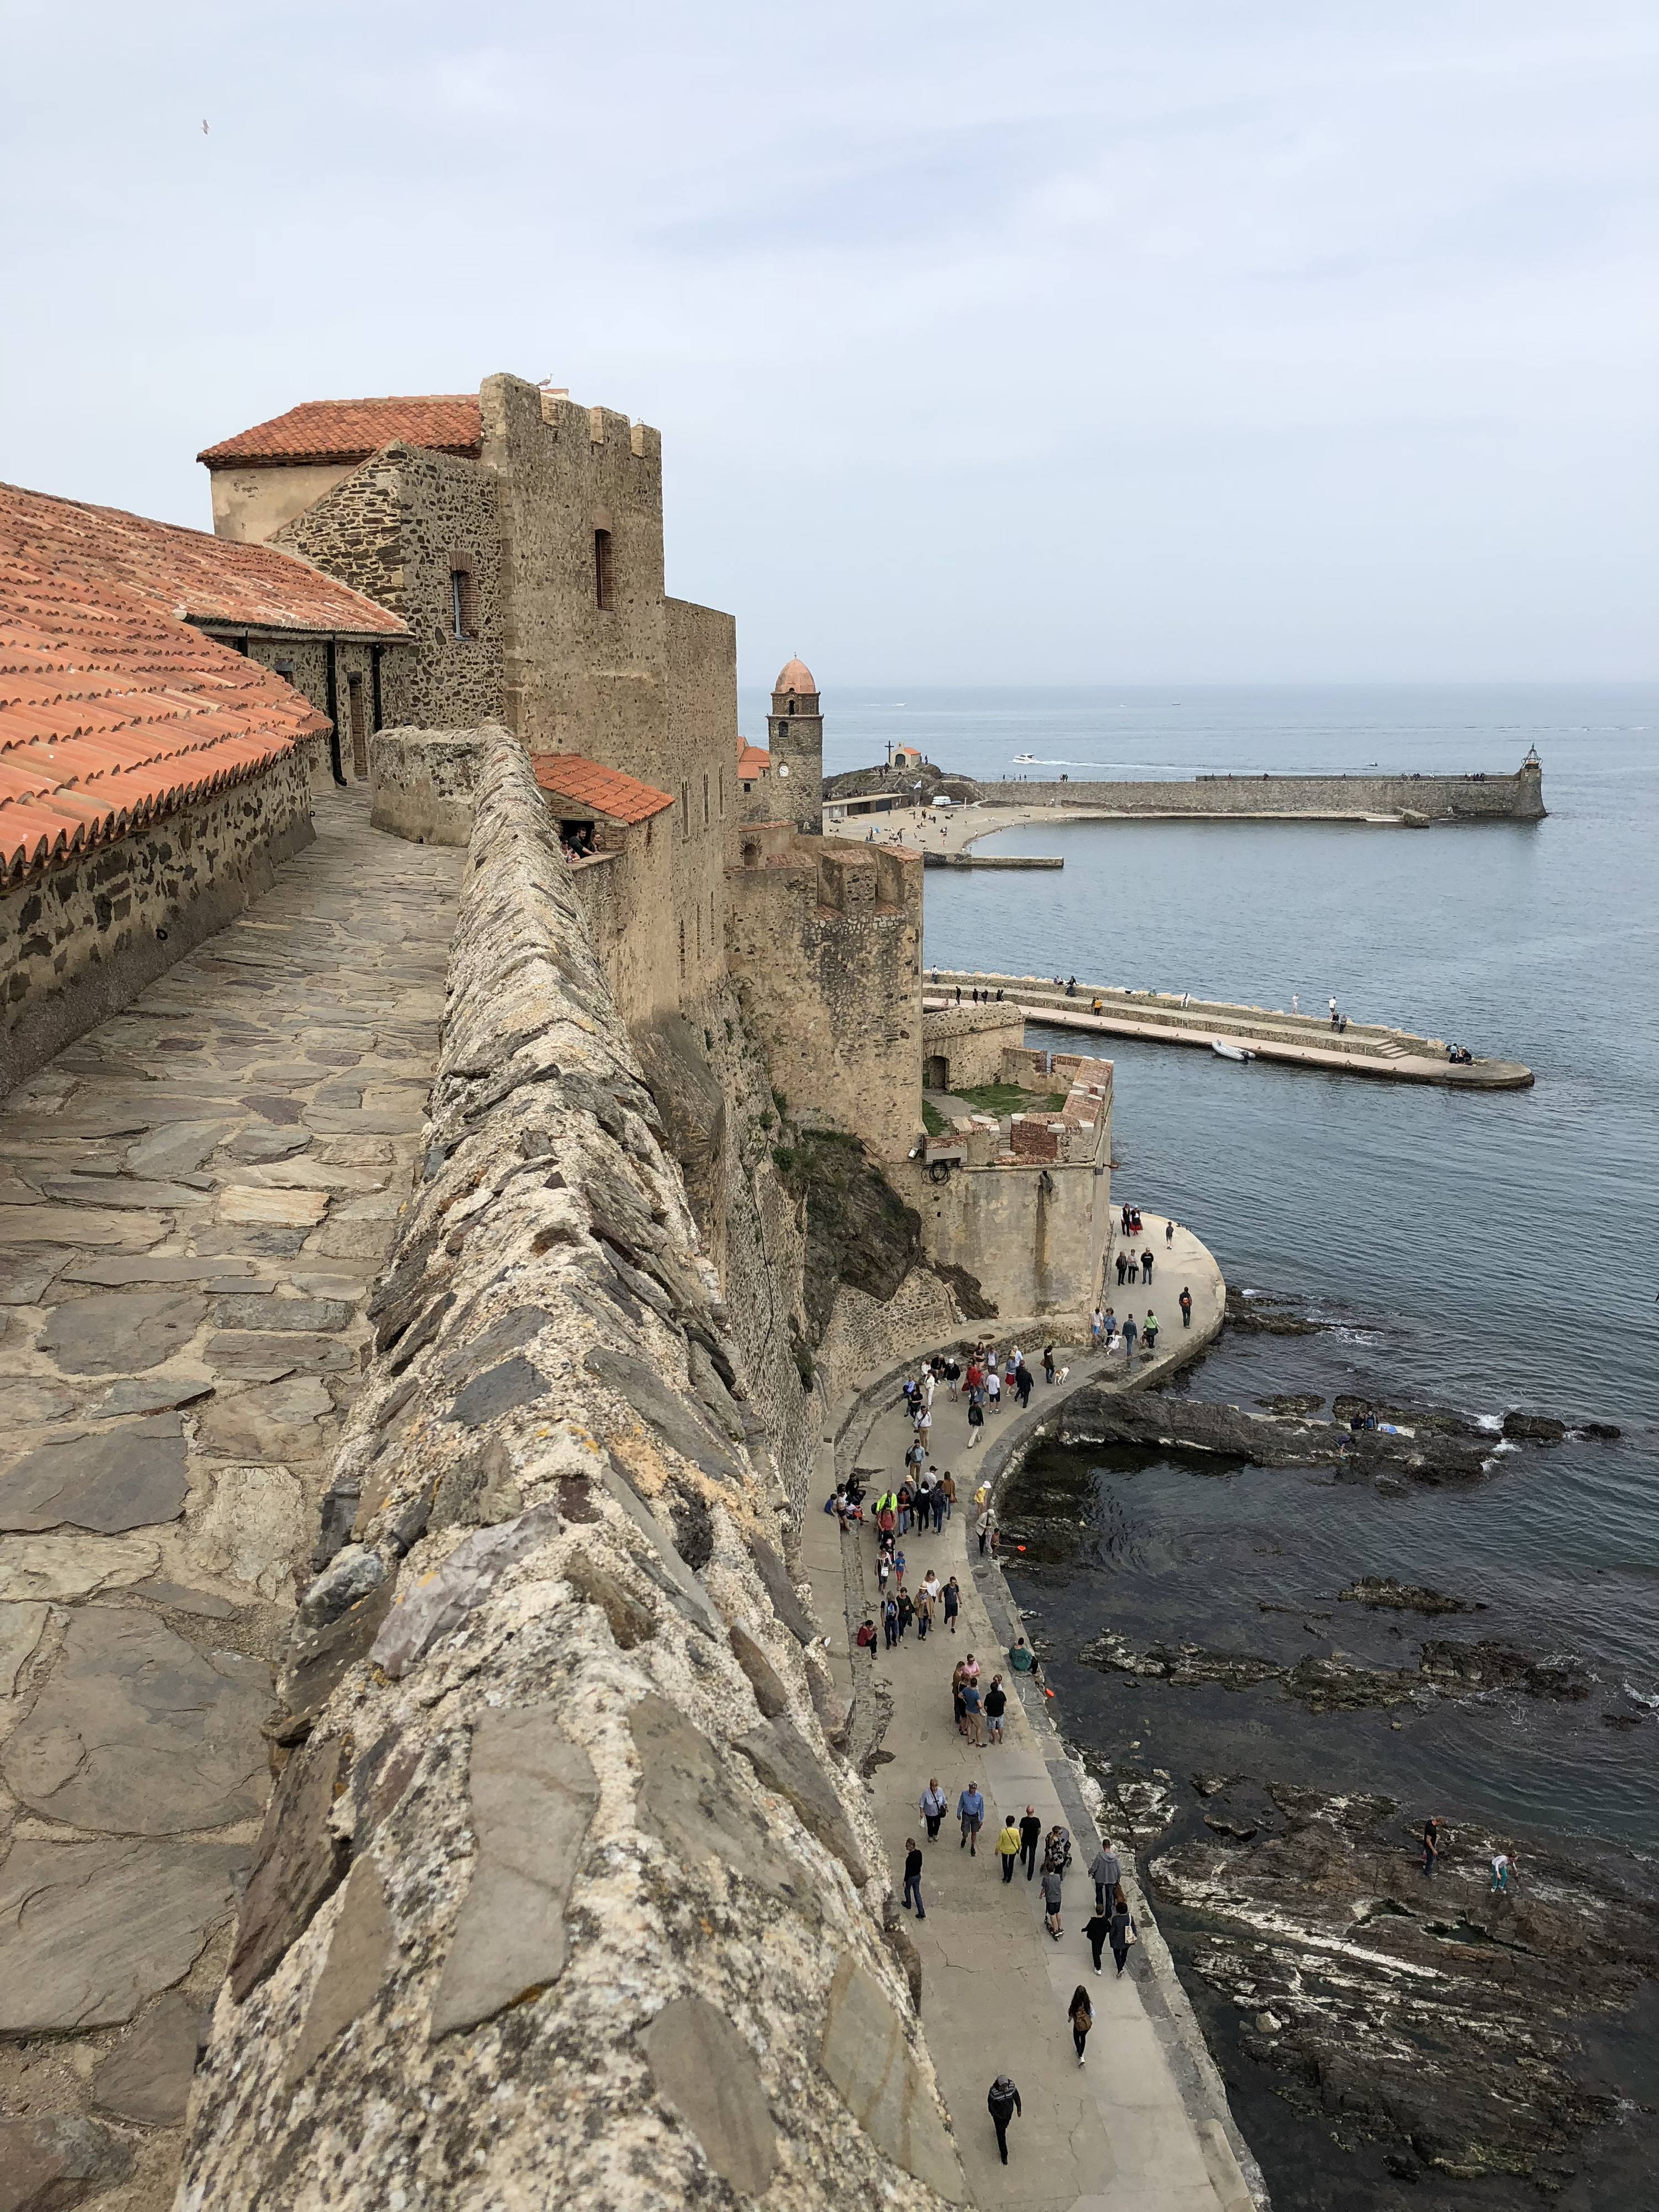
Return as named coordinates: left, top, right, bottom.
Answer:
left=0, top=486, right=336, bottom=885
left=0, top=481, right=405, bottom=640
left=737, top=739, right=771, bottom=776
left=198, top=397, right=483, bottom=469
left=531, top=753, right=675, bottom=826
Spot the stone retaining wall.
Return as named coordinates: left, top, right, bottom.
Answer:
left=179, top=733, right=966, bottom=2210
left=978, top=765, right=1545, bottom=821
left=1, top=751, right=313, bottom=1095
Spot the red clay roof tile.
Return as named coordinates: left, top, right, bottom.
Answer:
left=737, top=739, right=770, bottom=776
left=531, top=753, right=675, bottom=827
left=197, top=396, right=483, bottom=468
left=0, top=482, right=341, bottom=886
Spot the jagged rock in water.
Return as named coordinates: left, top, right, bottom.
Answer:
left=1501, top=1410, right=1568, bottom=1443
left=1338, top=1576, right=1474, bottom=1615
left=1331, top=1395, right=1478, bottom=1436
left=1081, top=1630, right=1593, bottom=1712
left=1223, top=1288, right=1326, bottom=1334
left=1255, top=1392, right=1325, bottom=1415
left=1152, top=1787, right=1659, bottom=2188
left=1055, top=1389, right=1494, bottom=1481
left=1417, top=1637, right=1592, bottom=1700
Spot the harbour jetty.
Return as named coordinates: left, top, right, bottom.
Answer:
left=922, top=849, right=1061, bottom=869
left=825, top=750, right=1545, bottom=832
left=930, top=973, right=1534, bottom=1088
left=976, top=754, right=1545, bottom=825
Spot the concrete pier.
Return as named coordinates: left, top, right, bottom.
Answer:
left=930, top=975, right=1533, bottom=1090
left=924, top=852, right=1063, bottom=870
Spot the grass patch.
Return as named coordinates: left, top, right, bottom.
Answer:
left=921, top=1099, right=948, bottom=1138
left=954, top=1082, right=1067, bottom=1116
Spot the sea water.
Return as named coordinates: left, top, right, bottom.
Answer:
left=757, top=682, right=1658, bottom=2207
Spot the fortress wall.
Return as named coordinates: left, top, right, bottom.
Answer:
left=2, top=750, right=314, bottom=1095
left=979, top=767, right=1544, bottom=821
left=665, top=596, right=738, bottom=999
left=180, top=732, right=964, bottom=2210
left=272, top=445, right=505, bottom=736
left=726, top=841, right=924, bottom=1166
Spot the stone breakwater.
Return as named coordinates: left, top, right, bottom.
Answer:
left=974, top=764, right=1545, bottom=823
left=179, top=735, right=967, bottom=2211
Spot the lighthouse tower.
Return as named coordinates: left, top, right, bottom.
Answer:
left=769, top=656, right=824, bottom=835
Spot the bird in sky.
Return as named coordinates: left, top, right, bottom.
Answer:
left=202, top=119, right=209, bottom=134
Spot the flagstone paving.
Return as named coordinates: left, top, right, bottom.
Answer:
left=0, top=786, right=461, bottom=2205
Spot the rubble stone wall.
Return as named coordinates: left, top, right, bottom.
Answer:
left=1, top=752, right=314, bottom=1095
left=179, top=732, right=964, bottom=2211
left=367, top=726, right=487, bottom=846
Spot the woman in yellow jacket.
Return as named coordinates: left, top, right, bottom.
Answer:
left=995, top=1814, right=1022, bottom=1884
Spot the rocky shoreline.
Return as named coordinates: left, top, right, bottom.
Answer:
left=1150, top=1783, right=1659, bottom=2195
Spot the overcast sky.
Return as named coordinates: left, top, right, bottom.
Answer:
left=3, top=1, right=1654, bottom=684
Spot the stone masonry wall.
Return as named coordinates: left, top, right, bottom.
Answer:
left=178, top=734, right=964, bottom=2210
left=665, top=596, right=737, bottom=1001
left=726, top=841, right=924, bottom=1170
left=271, top=444, right=504, bottom=736
left=978, top=766, right=1545, bottom=821
left=368, top=727, right=487, bottom=846
left=1, top=752, right=314, bottom=1094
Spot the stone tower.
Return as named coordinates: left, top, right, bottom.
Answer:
left=769, top=655, right=823, bottom=835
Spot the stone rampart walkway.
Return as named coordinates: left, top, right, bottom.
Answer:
left=0, top=787, right=461, bottom=2206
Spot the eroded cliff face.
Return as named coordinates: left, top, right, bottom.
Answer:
left=178, top=737, right=964, bottom=2210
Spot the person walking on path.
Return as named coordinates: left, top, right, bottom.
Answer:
left=967, top=1397, right=985, bottom=1449
left=943, top=1575, right=961, bottom=1632
left=961, top=1675, right=983, bottom=1746
left=987, top=2077, right=1021, bottom=2166
left=939, top=1470, right=957, bottom=1521
left=1165, top=1218, right=1175, bottom=1246
left=931, top=1478, right=947, bottom=1532
left=987, top=1368, right=1001, bottom=1415
left=977, top=1505, right=994, bottom=1553
left=902, top=1839, right=926, bottom=1919
left=1019, top=1806, right=1043, bottom=1880
left=1121, top=1313, right=1138, bottom=1359
left=958, top=1780, right=985, bottom=1854
left=1083, top=1905, right=1111, bottom=1975
left=1329, top=995, right=1338, bottom=1029
left=1041, top=1860, right=1066, bottom=1939
left=1179, top=1285, right=1192, bottom=1328
left=1142, top=1309, right=1159, bottom=1354
left=996, top=1814, right=1022, bottom=1881
left=920, top=1780, right=947, bottom=1841
left=1107, top=1885, right=1136, bottom=1975
left=1115, top=1249, right=1128, bottom=1287
left=1068, top=1986, right=1094, bottom=2067
left=1141, top=1246, right=1155, bottom=1283
left=1088, top=1840, right=1122, bottom=1916
left=1043, top=1342, right=1056, bottom=1384
left=984, top=1673, right=1007, bottom=1745
left=1014, top=1361, right=1033, bottom=1408
left=1421, top=1817, right=1443, bottom=1877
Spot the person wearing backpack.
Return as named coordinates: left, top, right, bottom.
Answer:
left=1067, top=1986, right=1094, bottom=2066
left=1108, top=1884, right=1137, bottom=1975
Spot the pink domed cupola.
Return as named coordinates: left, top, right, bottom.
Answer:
left=768, top=652, right=824, bottom=833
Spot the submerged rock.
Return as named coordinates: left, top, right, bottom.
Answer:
left=1501, top=1410, right=1568, bottom=1443
left=1223, top=1289, right=1326, bottom=1334
left=1152, top=1787, right=1659, bottom=2189
left=1079, top=1629, right=1593, bottom=1712
left=1338, top=1576, right=1474, bottom=1615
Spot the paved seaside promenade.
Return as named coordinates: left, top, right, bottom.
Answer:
left=801, top=1222, right=1262, bottom=2212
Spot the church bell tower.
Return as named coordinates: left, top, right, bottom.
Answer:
left=769, top=656, right=823, bottom=836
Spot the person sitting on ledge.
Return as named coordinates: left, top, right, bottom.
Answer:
left=1009, top=1636, right=1037, bottom=1674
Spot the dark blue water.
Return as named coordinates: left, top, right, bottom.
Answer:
left=744, top=685, right=1659, bottom=1844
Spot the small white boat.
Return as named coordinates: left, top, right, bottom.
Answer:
left=1012, top=753, right=1037, bottom=763
left=1211, top=1040, right=1254, bottom=1063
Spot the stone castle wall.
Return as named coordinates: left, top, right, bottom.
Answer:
left=177, top=733, right=964, bottom=2210
left=1, top=751, right=314, bottom=1094
left=920, top=1003, right=1025, bottom=1092
left=978, top=766, right=1545, bottom=822
left=664, top=597, right=738, bottom=1002
left=726, top=841, right=924, bottom=1168
left=272, top=445, right=505, bottom=737
left=368, top=728, right=488, bottom=846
